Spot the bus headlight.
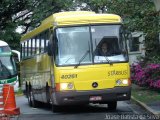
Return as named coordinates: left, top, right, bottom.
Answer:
left=61, top=83, right=68, bottom=90
left=122, top=79, right=128, bottom=85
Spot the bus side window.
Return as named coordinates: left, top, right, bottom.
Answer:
left=36, top=36, right=40, bottom=54
left=34, top=37, right=37, bottom=55
left=21, top=43, right=24, bottom=59
left=28, top=39, right=31, bottom=57
left=27, top=40, right=29, bottom=57
left=2, top=46, right=10, bottom=52
left=44, top=30, right=49, bottom=52
left=41, top=33, right=45, bottom=53
left=23, top=42, right=27, bottom=58
left=32, top=38, right=36, bottom=55
left=25, top=41, right=28, bottom=58
left=39, top=34, right=41, bottom=53
left=30, top=39, right=33, bottom=56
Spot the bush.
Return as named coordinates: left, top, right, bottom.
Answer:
left=131, top=62, right=160, bottom=90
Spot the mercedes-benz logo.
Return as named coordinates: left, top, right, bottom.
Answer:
left=92, top=82, right=98, bottom=88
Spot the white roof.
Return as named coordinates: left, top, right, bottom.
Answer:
left=0, top=40, right=8, bottom=47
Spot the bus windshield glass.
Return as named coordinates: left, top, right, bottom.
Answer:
left=56, top=25, right=128, bottom=66
left=92, top=25, right=127, bottom=63
left=0, top=56, right=17, bottom=79
left=56, top=27, right=92, bottom=65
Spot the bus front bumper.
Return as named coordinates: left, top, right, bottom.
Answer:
left=52, top=86, right=131, bottom=105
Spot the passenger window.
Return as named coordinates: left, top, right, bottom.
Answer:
left=21, top=43, right=25, bottom=59
left=28, top=39, right=32, bottom=57
left=24, top=42, right=27, bottom=58
left=36, top=36, right=40, bottom=54
left=39, top=34, right=41, bottom=53
left=44, top=30, right=49, bottom=52
left=41, top=33, right=45, bottom=53
left=32, top=38, right=36, bottom=55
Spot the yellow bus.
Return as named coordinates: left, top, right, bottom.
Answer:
left=20, top=11, right=131, bottom=112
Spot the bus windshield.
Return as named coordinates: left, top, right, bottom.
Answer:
left=56, top=25, right=128, bottom=66
left=0, top=56, right=17, bottom=79
left=56, top=27, right=92, bottom=65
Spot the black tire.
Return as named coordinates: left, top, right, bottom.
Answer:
left=27, top=85, right=32, bottom=107
left=27, top=85, right=39, bottom=108
left=46, top=84, right=50, bottom=104
left=25, top=83, right=28, bottom=98
left=108, top=101, right=117, bottom=111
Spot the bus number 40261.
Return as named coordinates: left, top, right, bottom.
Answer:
left=61, top=74, right=77, bottom=79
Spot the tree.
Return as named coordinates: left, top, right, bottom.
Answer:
left=17, top=0, right=74, bottom=34
left=74, top=0, right=160, bottom=58
left=106, top=1, right=159, bottom=57
left=0, top=0, right=73, bottom=50
left=1, top=0, right=159, bottom=58
left=0, top=0, right=28, bottom=50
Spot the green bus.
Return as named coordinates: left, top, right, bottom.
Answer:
left=0, top=40, right=19, bottom=91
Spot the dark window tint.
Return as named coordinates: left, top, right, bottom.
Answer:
left=130, top=37, right=139, bottom=52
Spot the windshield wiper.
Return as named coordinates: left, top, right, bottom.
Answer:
left=74, top=50, right=90, bottom=68
left=104, top=56, right=112, bottom=65
left=65, top=57, right=73, bottom=64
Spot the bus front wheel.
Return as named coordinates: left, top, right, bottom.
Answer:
left=108, top=101, right=117, bottom=111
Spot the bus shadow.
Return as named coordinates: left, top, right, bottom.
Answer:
left=37, top=103, right=119, bottom=114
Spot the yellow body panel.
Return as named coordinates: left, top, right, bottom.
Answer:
left=54, top=14, right=121, bottom=26
left=20, top=54, right=50, bottom=88
left=54, top=63, right=130, bottom=91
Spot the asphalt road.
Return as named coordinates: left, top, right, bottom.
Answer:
left=14, top=96, right=154, bottom=120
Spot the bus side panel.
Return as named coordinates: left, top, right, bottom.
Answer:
left=21, top=53, right=51, bottom=103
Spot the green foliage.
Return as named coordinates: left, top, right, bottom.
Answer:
left=132, top=84, right=160, bottom=104
left=142, top=55, right=160, bottom=64
left=0, top=0, right=73, bottom=50
left=25, top=0, right=73, bottom=30
left=0, top=0, right=159, bottom=57
left=75, top=0, right=160, bottom=59
left=15, top=87, right=23, bottom=95
left=0, top=0, right=27, bottom=50
left=109, top=1, right=159, bottom=57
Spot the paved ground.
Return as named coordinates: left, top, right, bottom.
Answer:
left=147, top=101, right=160, bottom=111
left=12, top=96, right=160, bottom=120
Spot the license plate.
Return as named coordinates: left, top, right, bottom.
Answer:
left=89, top=96, right=102, bottom=101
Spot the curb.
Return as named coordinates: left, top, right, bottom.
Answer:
left=131, top=96, right=160, bottom=115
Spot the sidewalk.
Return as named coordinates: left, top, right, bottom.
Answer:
left=131, top=84, right=160, bottom=115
